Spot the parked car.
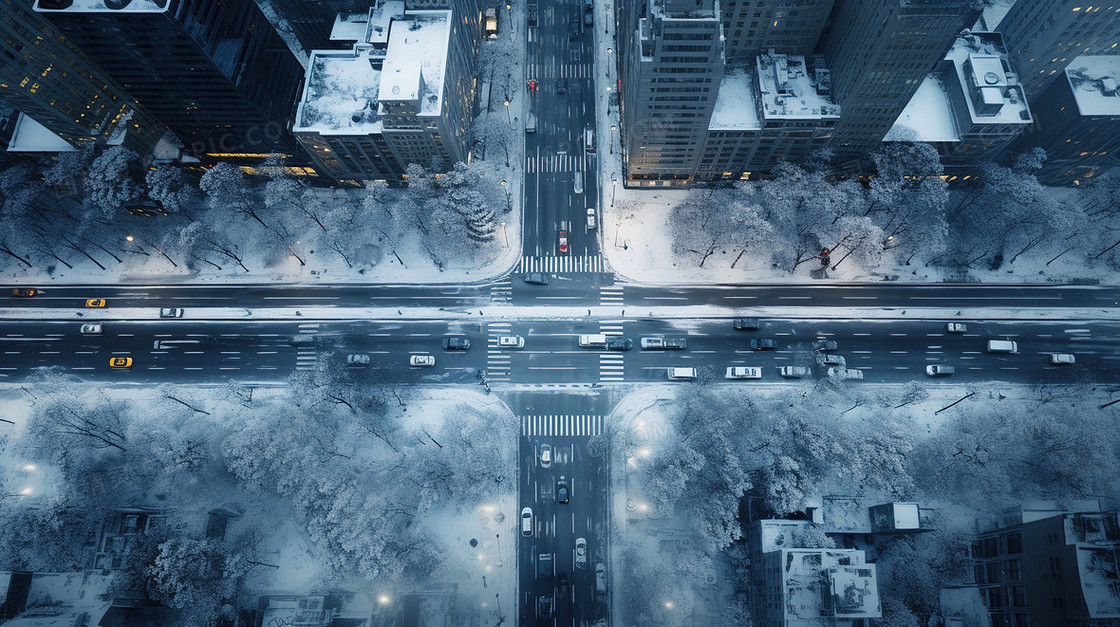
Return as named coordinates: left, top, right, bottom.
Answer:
left=498, top=335, right=525, bottom=348
left=925, top=364, right=955, bottom=377
left=827, top=367, right=864, bottom=381
left=946, top=322, right=967, bottom=333
left=109, top=356, right=133, bottom=368
left=733, top=318, right=760, bottom=330
left=814, top=339, right=838, bottom=352
left=11, top=287, right=36, bottom=297
left=85, top=298, right=106, bottom=308
left=521, top=507, right=534, bottom=536
left=640, top=337, right=686, bottom=350
left=409, top=354, right=436, bottom=367
left=1050, top=353, right=1076, bottom=365
left=778, top=365, right=811, bottom=378
left=442, top=335, right=471, bottom=350
left=606, top=337, right=633, bottom=351
left=725, top=366, right=762, bottom=379
left=346, top=354, right=370, bottom=366
left=750, top=338, right=776, bottom=350
left=595, top=563, right=606, bottom=594
left=540, top=443, right=552, bottom=469
left=525, top=272, right=550, bottom=285
left=160, top=307, right=184, bottom=318
left=575, top=538, right=587, bottom=568
left=557, top=477, right=569, bottom=504
left=80, top=323, right=103, bottom=335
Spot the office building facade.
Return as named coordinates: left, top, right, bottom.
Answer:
left=36, top=0, right=306, bottom=161
left=720, top=0, right=833, bottom=63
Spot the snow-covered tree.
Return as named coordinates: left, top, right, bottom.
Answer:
left=146, top=164, right=197, bottom=217
left=84, top=146, right=142, bottom=217
left=199, top=163, right=267, bottom=229
left=147, top=536, right=249, bottom=626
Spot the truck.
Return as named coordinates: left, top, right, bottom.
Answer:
left=484, top=8, right=498, bottom=38
left=578, top=334, right=609, bottom=348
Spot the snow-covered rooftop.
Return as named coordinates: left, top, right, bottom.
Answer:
left=367, top=1, right=405, bottom=46
left=33, top=0, right=168, bottom=12
left=886, top=75, right=959, bottom=142
left=945, top=32, right=1031, bottom=125
left=1066, top=56, right=1120, bottom=117
left=330, top=11, right=371, bottom=43
left=777, top=549, right=880, bottom=621
left=756, top=54, right=839, bottom=121
left=7, top=113, right=78, bottom=152
left=379, top=10, right=451, bottom=115
left=294, top=49, right=384, bottom=134
left=709, top=68, right=761, bottom=130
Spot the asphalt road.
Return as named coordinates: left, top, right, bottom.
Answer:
left=2, top=318, right=1116, bottom=385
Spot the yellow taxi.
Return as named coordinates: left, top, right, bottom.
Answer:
left=85, top=298, right=107, bottom=308
left=109, top=357, right=133, bottom=368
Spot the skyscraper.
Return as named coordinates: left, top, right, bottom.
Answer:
left=821, top=0, right=980, bottom=163
left=0, top=0, right=165, bottom=153
left=997, top=0, right=1120, bottom=103
left=720, top=0, right=833, bottom=63
left=620, top=0, right=723, bottom=186
left=35, top=0, right=306, bottom=159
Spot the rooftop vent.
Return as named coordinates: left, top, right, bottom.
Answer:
left=983, top=71, right=1000, bottom=85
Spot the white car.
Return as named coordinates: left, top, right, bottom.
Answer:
left=827, top=367, right=864, bottom=381
left=1050, top=353, right=1075, bottom=365
left=540, top=443, right=552, bottom=468
left=521, top=507, right=534, bottom=537
left=409, top=354, right=436, bottom=367
left=498, top=335, right=525, bottom=348
left=586, top=207, right=597, bottom=230
left=946, top=322, right=967, bottom=333
left=575, top=537, right=587, bottom=568
left=159, top=308, right=184, bottom=318
left=725, top=366, right=762, bottom=379
left=79, top=323, right=103, bottom=335
left=346, top=353, right=370, bottom=366
left=925, top=364, right=956, bottom=377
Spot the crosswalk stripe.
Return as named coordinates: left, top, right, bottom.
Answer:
left=516, top=255, right=604, bottom=274
left=520, top=415, right=604, bottom=437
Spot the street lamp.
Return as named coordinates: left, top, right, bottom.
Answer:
left=500, top=221, right=508, bottom=247
left=610, top=124, right=616, bottom=155
left=504, top=100, right=511, bottom=125
left=500, top=179, right=512, bottom=213
left=611, top=173, right=617, bottom=208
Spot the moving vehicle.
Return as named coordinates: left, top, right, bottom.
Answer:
left=85, top=298, right=106, bottom=308
left=595, top=563, right=607, bottom=594
left=442, top=335, right=471, bottom=351
left=667, top=367, right=697, bottom=380
left=573, top=172, right=583, bottom=194
left=925, top=364, right=955, bottom=377
left=827, top=367, right=864, bottom=381
left=586, top=207, right=596, bottom=230
left=537, top=595, right=553, bottom=618
left=11, top=287, right=36, bottom=297
left=109, top=357, right=133, bottom=368
left=525, top=111, right=537, bottom=133
left=585, top=127, right=595, bottom=152
left=1050, top=353, right=1076, bottom=365
left=409, top=354, right=436, bottom=367
left=559, top=572, right=569, bottom=597
left=160, top=308, right=184, bottom=318
left=583, top=11, right=592, bottom=26
left=346, top=354, right=370, bottom=366
left=80, top=323, right=103, bottom=335
left=778, top=366, right=811, bottom=378
left=484, top=7, right=498, bottom=38
left=821, top=354, right=846, bottom=368
left=814, top=339, right=838, bottom=352
left=559, top=231, right=568, bottom=253
left=725, top=366, right=762, bottom=379
left=557, top=477, right=569, bottom=504
left=498, top=335, right=525, bottom=348
left=606, top=337, right=633, bottom=351
left=640, top=337, right=687, bottom=350
left=946, top=322, right=967, bottom=333
left=575, top=538, right=587, bottom=568
left=734, top=318, right=760, bottom=330
left=986, top=340, right=1018, bottom=353
left=578, top=334, right=609, bottom=348
left=538, top=553, right=553, bottom=578
left=525, top=272, right=549, bottom=285
left=521, top=507, right=534, bottom=536
left=528, top=4, right=538, bottom=26
left=540, top=444, right=552, bottom=468
left=292, top=334, right=315, bottom=345
left=750, top=338, right=777, bottom=350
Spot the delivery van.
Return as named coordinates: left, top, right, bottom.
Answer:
left=986, top=340, right=1019, bottom=354
left=578, top=334, right=608, bottom=348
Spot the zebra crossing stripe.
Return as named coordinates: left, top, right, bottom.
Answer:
left=520, top=415, right=603, bottom=437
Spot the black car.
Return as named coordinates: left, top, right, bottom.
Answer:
left=734, top=318, right=760, bottom=330
left=557, top=478, right=569, bottom=504
left=537, top=595, right=553, bottom=618
left=750, top=338, right=777, bottom=350
left=525, top=272, right=549, bottom=285
left=442, top=335, right=471, bottom=351
left=606, top=337, right=633, bottom=351
left=559, top=573, right=569, bottom=595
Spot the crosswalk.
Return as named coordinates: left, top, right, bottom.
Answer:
left=527, top=154, right=588, bottom=174
left=295, top=322, right=319, bottom=371
left=486, top=322, right=513, bottom=381
left=599, top=321, right=625, bottom=381
left=518, top=255, right=605, bottom=273
left=524, top=64, right=593, bottom=80
left=600, top=286, right=623, bottom=306
left=491, top=279, right=512, bottom=303
left=522, top=414, right=603, bottom=437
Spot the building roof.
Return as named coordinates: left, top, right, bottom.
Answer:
left=367, top=2, right=405, bottom=46
left=709, top=68, right=761, bottom=130
left=7, top=114, right=78, bottom=152
left=331, top=12, right=372, bottom=43
left=756, top=54, right=840, bottom=121
left=379, top=10, right=451, bottom=116
left=1066, top=56, right=1120, bottom=117
left=887, top=74, right=959, bottom=142
left=294, top=49, right=384, bottom=134
left=34, top=0, right=168, bottom=12
left=944, top=32, right=1031, bottom=125
left=777, top=549, right=881, bottom=622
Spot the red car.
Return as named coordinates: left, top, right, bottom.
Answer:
left=559, top=231, right=568, bottom=253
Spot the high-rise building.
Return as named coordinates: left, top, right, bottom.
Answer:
left=0, top=0, right=165, bottom=154
left=821, top=0, right=980, bottom=163
left=996, top=0, right=1120, bottom=103
left=35, top=0, right=306, bottom=160
left=262, top=0, right=338, bottom=52
left=293, top=2, right=474, bottom=181
left=620, top=0, right=723, bottom=187
left=1014, top=55, right=1120, bottom=185
left=971, top=505, right=1120, bottom=626
left=720, top=0, right=833, bottom=63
